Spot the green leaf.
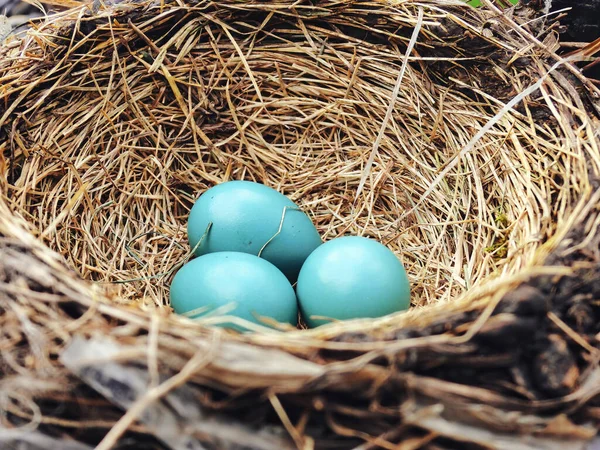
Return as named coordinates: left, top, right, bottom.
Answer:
left=466, top=0, right=518, bottom=7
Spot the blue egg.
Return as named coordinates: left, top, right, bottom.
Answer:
left=187, top=181, right=322, bottom=282
left=170, top=252, right=298, bottom=329
left=296, top=236, right=410, bottom=327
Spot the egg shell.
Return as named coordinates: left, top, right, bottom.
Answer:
left=187, top=180, right=322, bottom=282
left=169, top=252, right=298, bottom=329
left=296, top=236, right=410, bottom=327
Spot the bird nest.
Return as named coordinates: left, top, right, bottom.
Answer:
left=1, top=0, right=599, bottom=448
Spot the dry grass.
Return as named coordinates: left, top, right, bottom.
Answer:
left=1, top=0, right=597, bottom=313
left=0, top=0, right=599, bottom=448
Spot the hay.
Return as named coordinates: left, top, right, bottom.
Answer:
left=0, top=0, right=599, bottom=448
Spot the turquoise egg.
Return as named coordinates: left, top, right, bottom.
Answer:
left=169, top=252, right=298, bottom=329
left=187, top=180, right=322, bottom=282
left=296, top=236, right=410, bottom=327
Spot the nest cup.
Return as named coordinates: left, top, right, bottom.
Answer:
left=1, top=1, right=599, bottom=448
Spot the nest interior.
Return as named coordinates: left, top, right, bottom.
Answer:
left=3, top=0, right=595, bottom=309
left=1, top=1, right=600, bottom=449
